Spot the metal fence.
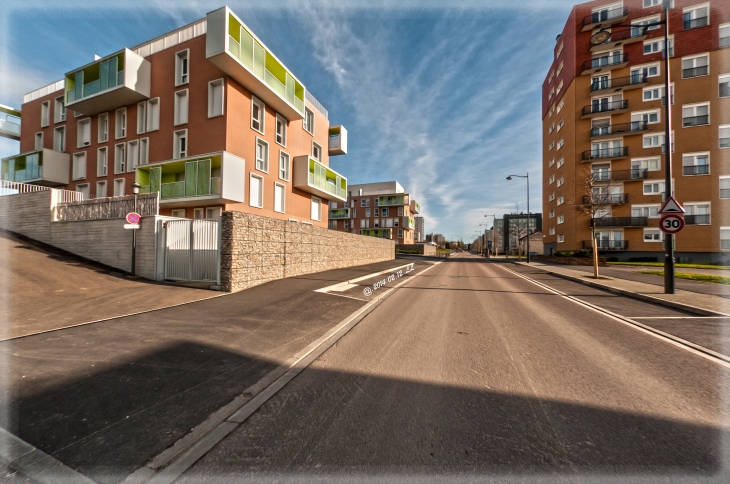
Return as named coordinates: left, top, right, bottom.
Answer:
left=163, top=219, right=220, bottom=283
left=56, top=193, right=159, bottom=221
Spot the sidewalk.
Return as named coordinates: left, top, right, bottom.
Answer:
left=510, top=260, right=730, bottom=316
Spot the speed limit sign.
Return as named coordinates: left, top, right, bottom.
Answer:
left=660, top=214, right=685, bottom=234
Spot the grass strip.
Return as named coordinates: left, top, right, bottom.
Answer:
left=609, top=262, right=730, bottom=270
left=638, top=270, right=730, bottom=285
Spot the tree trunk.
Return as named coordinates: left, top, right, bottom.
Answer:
left=592, top=226, right=599, bottom=279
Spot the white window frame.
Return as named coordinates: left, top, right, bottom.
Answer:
left=721, top=227, right=730, bottom=251
left=557, top=158, right=564, bottom=168
left=683, top=3, right=710, bottom=26
left=643, top=180, right=665, bottom=195
left=53, top=127, right=65, bottom=152
left=54, top=96, right=65, bottom=123
left=251, top=96, right=265, bottom=134
left=115, top=107, right=126, bottom=139
left=681, top=53, right=710, bottom=78
left=146, top=98, right=160, bottom=132
left=114, top=143, right=126, bottom=174
left=255, top=137, right=269, bottom=173
left=682, top=102, right=710, bottom=127
left=719, top=125, right=730, bottom=149
left=557, top=214, right=564, bottom=224
left=682, top=152, right=710, bottom=176
left=75, top=183, right=90, bottom=199
left=549, top=210, right=555, bottom=218
left=174, top=89, right=189, bottom=126
left=549, top=174, right=555, bottom=184
left=720, top=74, right=730, bottom=99
left=97, top=147, right=107, bottom=176
left=557, top=196, right=565, bottom=205
left=113, top=178, right=125, bottom=197
left=631, top=62, right=660, bottom=79
left=77, top=118, right=91, bottom=148
left=557, top=100, right=564, bottom=113
left=137, top=101, right=146, bottom=134
left=72, top=152, right=87, bottom=181
left=312, top=141, right=322, bottom=161
left=274, top=182, right=286, bottom=213
left=208, top=79, right=225, bottom=118
left=557, top=177, right=564, bottom=187
left=557, top=139, right=564, bottom=150
left=171, top=209, right=186, bottom=218
left=643, top=228, right=663, bottom=242
left=96, top=180, right=107, bottom=199
left=303, top=107, right=314, bottom=135
left=279, top=150, right=290, bottom=181
left=40, top=101, right=50, bottom=127
left=557, top=234, right=564, bottom=243
left=98, top=113, right=109, bottom=143
left=275, top=114, right=287, bottom=147
left=127, top=139, right=139, bottom=172
left=139, top=137, right=149, bottom=165
left=549, top=227, right=556, bottom=236
left=175, top=48, right=190, bottom=87
left=548, top=158, right=555, bottom=167
left=311, top=196, right=322, bottom=221
left=249, top=173, right=264, bottom=208
left=631, top=204, right=661, bottom=218
left=632, top=109, right=661, bottom=125
left=173, top=129, right=188, bottom=159
left=720, top=176, right=730, bottom=199
left=643, top=0, right=662, bottom=8
left=549, top=192, right=555, bottom=201
left=34, top=132, right=43, bottom=150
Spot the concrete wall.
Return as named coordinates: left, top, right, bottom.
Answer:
left=396, top=243, right=436, bottom=256
left=220, top=211, right=394, bottom=292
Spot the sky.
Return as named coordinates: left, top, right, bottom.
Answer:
left=0, top=0, right=578, bottom=241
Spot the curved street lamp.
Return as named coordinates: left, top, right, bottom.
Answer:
left=506, top=173, right=530, bottom=263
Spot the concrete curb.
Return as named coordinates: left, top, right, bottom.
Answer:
left=509, top=261, right=730, bottom=317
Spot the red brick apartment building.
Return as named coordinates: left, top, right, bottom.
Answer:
left=328, top=181, right=421, bottom=244
left=1, top=6, right=348, bottom=227
left=542, top=0, right=729, bottom=261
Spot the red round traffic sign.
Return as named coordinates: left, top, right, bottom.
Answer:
left=126, top=212, right=141, bottom=224
left=660, top=214, right=684, bottom=234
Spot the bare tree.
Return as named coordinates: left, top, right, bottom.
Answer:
left=572, top=168, right=628, bottom=278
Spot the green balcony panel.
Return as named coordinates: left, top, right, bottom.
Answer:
left=360, top=229, right=392, bottom=239
left=162, top=181, right=186, bottom=199
left=293, top=156, right=347, bottom=202
left=329, top=208, right=350, bottom=219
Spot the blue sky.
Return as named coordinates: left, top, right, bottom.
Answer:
left=0, top=0, right=578, bottom=240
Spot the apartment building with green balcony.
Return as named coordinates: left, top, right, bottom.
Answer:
left=11, top=5, right=348, bottom=228
left=330, top=181, right=422, bottom=244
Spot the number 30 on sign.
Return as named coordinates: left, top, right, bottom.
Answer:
left=660, top=214, right=685, bottom=234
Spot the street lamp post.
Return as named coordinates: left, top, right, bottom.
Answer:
left=506, top=174, right=530, bottom=263
left=129, top=182, right=142, bottom=277
left=482, top=214, right=495, bottom=257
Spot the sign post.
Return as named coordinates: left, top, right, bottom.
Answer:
left=126, top=211, right=141, bottom=276
left=659, top=196, right=685, bottom=293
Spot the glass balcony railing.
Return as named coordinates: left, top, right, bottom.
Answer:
left=377, top=194, right=407, bottom=206
left=1, top=151, right=43, bottom=183
left=66, top=52, right=125, bottom=105
left=329, top=208, right=350, bottom=219
left=402, top=216, right=416, bottom=229
left=0, top=106, right=21, bottom=140
left=360, top=228, right=392, bottom=239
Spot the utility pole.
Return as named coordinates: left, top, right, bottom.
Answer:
left=662, top=0, right=675, bottom=294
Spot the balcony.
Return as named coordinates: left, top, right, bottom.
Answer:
left=0, top=105, right=20, bottom=141
left=65, top=49, right=151, bottom=116
left=589, top=75, right=647, bottom=96
left=329, top=208, right=350, bottom=219
left=683, top=165, right=709, bottom=176
left=582, top=194, right=628, bottom=205
left=590, top=29, right=647, bottom=54
left=402, top=216, right=415, bottom=229
left=582, top=239, right=629, bottom=250
left=360, top=228, right=392, bottom=239
left=206, top=7, right=306, bottom=120
left=581, top=6, right=628, bottom=32
left=136, top=151, right=245, bottom=208
left=685, top=214, right=710, bottom=225
left=592, top=169, right=649, bottom=182
left=328, top=125, right=347, bottom=156
left=293, top=156, right=347, bottom=202
left=581, top=100, right=629, bottom=118
left=682, top=115, right=709, bottom=128
left=592, top=217, right=648, bottom=227
left=581, top=53, right=628, bottom=75
left=581, top=146, right=629, bottom=162
left=683, top=16, right=708, bottom=30
left=590, top=122, right=647, bottom=140
left=682, top=66, right=708, bottom=79
left=1, top=149, right=69, bottom=187
left=377, top=194, right=408, bottom=206
left=410, top=199, right=420, bottom=214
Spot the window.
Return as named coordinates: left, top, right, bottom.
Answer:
left=557, top=61, right=564, bottom=76
left=251, top=96, right=265, bottom=133
left=193, top=208, right=205, bottom=220
left=557, top=177, right=564, bottom=187
left=557, top=196, right=565, bottom=205
left=643, top=228, right=662, bottom=241
left=557, top=119, right=564, bottom=131
left=114, top=143, right=126, bottom=173
left=398, top=229, right=403, bottom=239
left=344, top=220, right=349, bottom=230
left=722, top=228, right=730, bottom=250
left=557, top=234, right=564, bottom=243
left=75, top=183, right=89, bottom=200
left=127, top=140, right=139, bottom=172
left=77, top=118, right=91, bottom=147
left=557, top=100, right=564, bottom=113
left=139, top=138, right=149, bottom=165
left=303, top=107, right=314, bottom=135
left=549, top=192, right=555, bottom=202
left=633, top=158, right=660, bottom=173
left=548, top=70, right=554, bottom=84
left=146, top=98, right=160, bottom=131
left=255, top=138, right=269, bottom=172
left=174, top=89, right=189, bottom=126
left=632, top=110, right=659, bottom=125
left=556, top=80, right=563, bottom=95
left=171, top=209, right=186, bottom=218
left=557, top=139, right=564, bottom=150
left=208, top=79, right=224, bottom=117
left=137, top=101, right=146, bottom=134
left=173, top=130, right=187, bottom=159
left=53, top=127, right=65, bottom=152
left=549, top=174, right=555, bottom=184
left=722, top=24, right=730, bottom=48
left=207, top=208, right=223, bottom=219
left=548, top=158, right=555, bottom=167
left=683, top=4, right=709, bottom=30
left=557, top=214, right=564, bottom=224
left=381, top=207, right=388, bottom=216
left=549, top=210, right=555, bottom=218
left=268, top=113, right=286, bottom=147
left=361, top=199, right=367, bottom=207
left=97, top=147, right=107, bottom=176
left=41, top=101, right=50, bottom=127
left=642, top=85, right=670, bottom=102
left=643, top=181, right=665, bottom=194
left=632, top=204, right=660, bottom=217
left=113, top=178, right=125, bottom=197
left=682, top=103, right=709, bottom=127
left=311, top=196, right=322, bottom=221
left=72, top=152, right=86, bottom=180
left=548, top=141, right=554, bottom=151
left=374, top=208, right=380, bottom=217
left=115, top=108, right=126, bottom=139
left=643, top=134, right=665, bottom=149
left=250, top=174, right=263, bottom=208
left=719, top=74, right=730, bottom=98
left=557, top=158, right=564, bottom=168
left=98, top=113, right=109, bottom=143
left=549, top=104, right=555, bottom=117
left=631, top=64, right=659, bottom=79
left=365, top=198, right=370, bottom=207
left=96, top=180, right=107, bottom=198
left=720, top=177, right=730, bottom=199
left=549, top=227, right=555, bottom=236
left=279, top=151, right=290, bottom=181
left=366, top=208, right=371, bottom=217
left=548, top=88, right=554, bottom=101
left=274, top=183, right=286, bottom=213
left=175, top=49, right=189, bottom=86
left=632, top=15, right=661, bottom=36
left=312, top=141, right=322, bottom=161
left=682, top=152, right=709, bottom=176
left=54, top=96, right=65, bottom=123
left=643, top=37, right=672, bottom=56
left=685, top=203, right=710, bottom=224
left=643, top=0, right=661, bottom=7
left=556, top=41, right=563, bottom=59
left=548, top=122, right=554, bottom=134
left=682, top=54, right=709, bottom=78
left=719, top=125, right=730, bottom=149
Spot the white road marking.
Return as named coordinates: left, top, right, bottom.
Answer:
left=314, top=263, right=417, bottom=294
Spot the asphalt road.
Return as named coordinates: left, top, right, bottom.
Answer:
left=178, top=254, right=730, bottom=483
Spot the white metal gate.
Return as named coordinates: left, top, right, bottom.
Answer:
left=163, top=219, right=221, bottom=283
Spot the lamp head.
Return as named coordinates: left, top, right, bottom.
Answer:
left=129, top=181, right=143, bottom=195
left=506, top=176, right=512, bottom=180
left=589, top=30, right=611, bottom=45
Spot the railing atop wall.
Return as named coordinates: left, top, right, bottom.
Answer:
left=1, top=180, right=50, bottom=195
left=55, top=193, right=159, bottom=222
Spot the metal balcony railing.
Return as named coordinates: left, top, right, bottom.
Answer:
left=683, top=165, right=709, bottom=175
left=582, top=239, right=629, bottom=250
left=682, top=66, right=708, bottom=78
left=720, top=138, right=730, bottom=149
left=721, top=36, right=730, bottom=48
left=592, top=217, right=648, bottom=227
left=582, top=194, right=628, bottom=205
left=721, top=188, right=730, bottom=199
left=582, top=146, right=628, bottom=161
left=683, top=115, right=709, bottom=127
left=582, top=53, right=628, bottom=71
left=590, top=122, right=647, bottom=138
left=582, top=100, right=628, bottom=116
left=592, top=169, right=649, bottom=182
left=685, top=214, right=710, bottom=225
left=582, top=7, right=628, bottom=28
left=590, top=75, right=646, bottom=92
left=720, top=85, right=730, bottom=97
left=683, top=16, right=708, bottom=30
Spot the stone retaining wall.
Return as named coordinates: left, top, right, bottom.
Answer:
left=396, top=243, right=436, bottom=256
left=532, top=255, right=607, bottom=266
left=220, top=211, right=394, bottom=292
